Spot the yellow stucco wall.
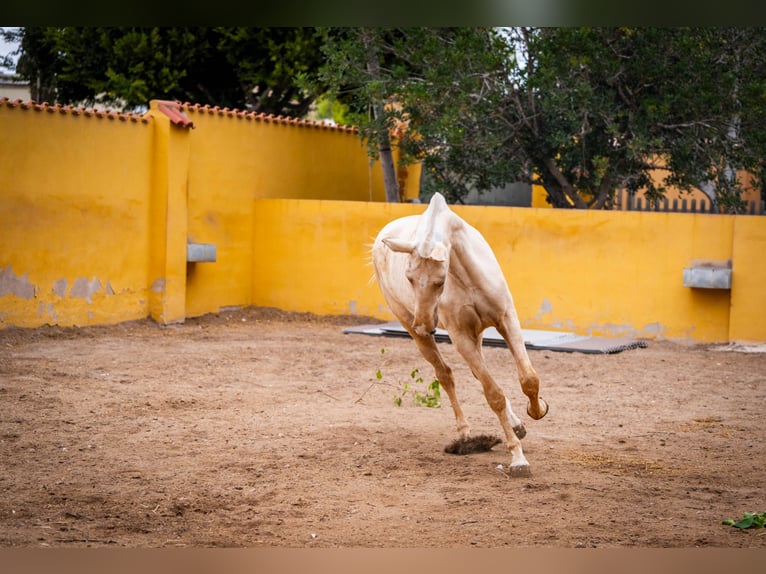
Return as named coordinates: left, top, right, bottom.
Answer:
left=179, top=104, right=420, bottom=317
left=456, top=206, right=734, bottom=341
left=729, top=216, right=766, bottom=342
left=252, top=199, right=765, bottom=344
left=1, top=99, right=419, bottom=328
left=252, top=199, right=416, bottom=318
left=2, top=98, right=764, bottom=343
left=0, top=101, right=155, bottom=328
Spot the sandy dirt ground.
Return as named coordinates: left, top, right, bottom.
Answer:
left=1, top=306, right=765, bottom=548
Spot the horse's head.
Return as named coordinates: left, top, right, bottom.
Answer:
left=382, top=237, right=449, bottom=337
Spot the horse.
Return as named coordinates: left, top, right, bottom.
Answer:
left=372, top=192, right=548, bottom=475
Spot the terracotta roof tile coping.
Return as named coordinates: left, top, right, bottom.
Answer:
left=179, top=101, right=358, bottom=133
left=0, top=97, right=150, bottom=123
left=1, top=97, right=359, bottom=132
left=153, top=100, right=194, bottom=128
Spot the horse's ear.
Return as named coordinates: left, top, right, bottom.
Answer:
left=382, top=237, right=416, bottom=254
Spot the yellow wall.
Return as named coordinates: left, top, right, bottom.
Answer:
left=252, top=199, right=765, bottom=344
left=456, top=206, right=735, bottom=342
left=252, top=199, right=416, bottom=318
left=1, top=98, right=418, bottom=328
left=729, top=216, right=766, bottom=342
left=2, top=98, right=765, bottom=343
left=183, top=105, right=406, bottom=202
left=0, top=102, right=155, bottom=328
left=179, top=104, right=420, bottom=317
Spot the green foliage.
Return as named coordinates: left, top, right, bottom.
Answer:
left=411, top=369, right=441, bottom=408
left=312, top=93, right=353, bottom=126
left=374, top=348, right=441, bottom=408
left=15, top=26, right=766, bottom=211
left=13, top=27, right=327, bottom=115
left=320, top=27, right=766, bottom=212
left=722, top=511, right=766, bottom=529
left=1, top=27, right=21, bottom=73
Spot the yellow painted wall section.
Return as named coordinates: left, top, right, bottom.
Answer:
left=252, top=199, right=750, bottom=343
left=144, top=102, right=192, bottom=324
left=531, top=184, right=550, bottom=208
left=252, top=199, right=416, bottom=317
left=452, top=206, right=734, bottom=342
left=182, top=105, right=421, bottom=317
left=729, top=217, right=766, bottom=343
left=0, top=102, right=155, bottom=327
left=3, top=98, right=764, bottom=342
left=182, top=104, right=420, bottom=203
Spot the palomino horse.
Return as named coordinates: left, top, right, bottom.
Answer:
left=372, top=192, right=548, bottom=475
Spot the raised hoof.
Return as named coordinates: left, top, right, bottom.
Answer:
left=508, top=463, right=531, bottom=478
left=527, top=397, right=549, bottom=420
left=513, top=424, right=527, bottom=440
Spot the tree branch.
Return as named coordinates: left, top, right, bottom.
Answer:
left=543, top=158, right=588, bottom=208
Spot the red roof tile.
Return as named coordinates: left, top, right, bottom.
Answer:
left=0, top=97, right=149, bottom=123
left=153, top=100, right=195, bottom=129
left=176, top=101, right=358, bottom=133
left=0, top=97, right=357, bottom=132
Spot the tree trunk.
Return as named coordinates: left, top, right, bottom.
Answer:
left=362, top=29, right=400, bottom=203
left=376, top=130, right=401, bottom=202
left=542, top=158, right=588, bottom=208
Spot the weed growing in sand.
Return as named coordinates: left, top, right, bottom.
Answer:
left=722, top=511, right=766, bottom=529
left=373, top=348, right=441, bottom=408
left=409, top=368, right=441, bottom=408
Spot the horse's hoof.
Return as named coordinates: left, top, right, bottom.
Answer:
left=527, top=397, right=549, bottom=420
left=513, top=424, right=527, bottom=440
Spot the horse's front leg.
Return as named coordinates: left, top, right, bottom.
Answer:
left=410, top=331, right=470, bottom=439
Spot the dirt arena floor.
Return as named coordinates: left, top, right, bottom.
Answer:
left=1, top=306, right=765, bottom=548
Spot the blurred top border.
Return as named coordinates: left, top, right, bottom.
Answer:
left=1, top=0, right=764, bottom=27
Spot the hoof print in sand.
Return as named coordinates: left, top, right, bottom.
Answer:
left=444, top=434, right=502, bottom=455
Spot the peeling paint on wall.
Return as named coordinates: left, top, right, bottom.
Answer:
left=69, top=277, right=103, bottom=304
left=151, top=278, right=166, bottom=293
left=53, top=278, right=68, bottom=299
left=582, top=320, right=670, bottom=340
left=47, top=303, right=57, bottom=323
left=0, top=265, right=36, bottom=299
left=538, top=298, right=553, bottom=315
left=641, top=322, right=667, bottom=338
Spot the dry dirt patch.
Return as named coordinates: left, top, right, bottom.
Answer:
left=1, top=307, right=765, bottom=547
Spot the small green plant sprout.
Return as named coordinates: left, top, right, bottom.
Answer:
left=365, top=349, right=442, bottom=408
left=375, top=347, right=388, bottom=383
left=356, top=347, right=392, bottom=404
left=722, top=511, right=766, bottom=529
left=393, top=381, right=410, bottom=407
left=410, top=368, right=441, bottom=408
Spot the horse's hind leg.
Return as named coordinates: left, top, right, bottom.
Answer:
left=410, top=332, right=470, bottom=438
left=496, top=309, right=548, bottom=420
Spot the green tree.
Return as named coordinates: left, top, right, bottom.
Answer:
left=319, top=27, right=415, bottom=202
left=11, top=27, right=326, bottom=116
left=320, top=27, right=766, bottom=211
